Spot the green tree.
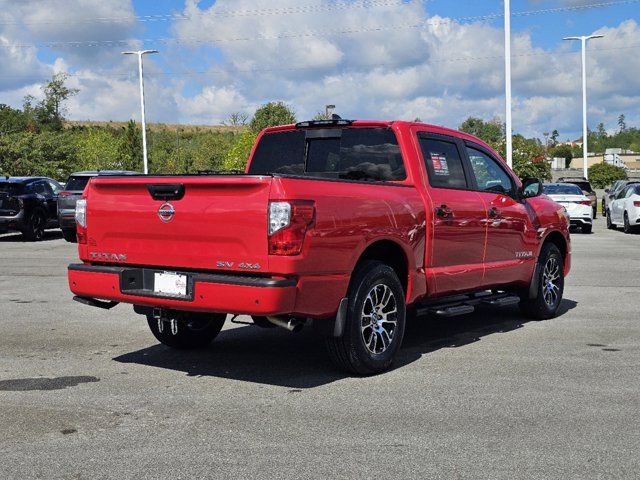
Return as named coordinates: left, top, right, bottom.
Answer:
left=588, top=162, right=627, bottom=189
left=222, top=130, right=257, bottom=171
left=459, top=117, right=504, bottom=145
left=117, top=121, right=143, bottom=171
left=550, top=144, right=573, bottom=168
left=618, top=114, right=626, bottom=132
left=550, top=129, right=559, bottom=145
left=250, top=102, right=296, bottom=133
left=0, top=104, right=29, bottom=134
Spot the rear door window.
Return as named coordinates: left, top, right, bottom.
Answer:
left=248, top=127, right=405, bottom=181
left=418, top=136, right=468, bottom=189
left=64, top=175, right=91, bottom=192
left=0, top=183, right=25, bottom=195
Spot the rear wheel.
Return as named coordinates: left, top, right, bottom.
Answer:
left=326, top=261, right=406, bottom=375
left=520, top=243, right=564, bottom=320
left=22, top=210, right=46, bottom=241
left=61, top=228, right=77, bottom=243
left=146, top=312, right=226, bottom=349
left=623, top=212, right=634, bottom=234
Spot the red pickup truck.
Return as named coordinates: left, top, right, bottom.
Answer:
left=68, top=119, right=570, bottom=374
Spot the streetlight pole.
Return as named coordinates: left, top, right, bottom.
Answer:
left=122, top=49, right=158, bottom=174
left=563, top=35, right=603, bottom=180
left=504, top=0, right=513, bottom=169
left=325, top=104, right=336, bottom=119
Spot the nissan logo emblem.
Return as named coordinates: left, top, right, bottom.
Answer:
left=158, top=202, right=175, bottom=222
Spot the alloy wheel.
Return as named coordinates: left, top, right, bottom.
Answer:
left=542, top=257, right=561, bottom=308
left=361, top=284, right=398, bottom=355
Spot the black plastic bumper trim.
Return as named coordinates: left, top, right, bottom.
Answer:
left=68, top=263, right=297, bottom=288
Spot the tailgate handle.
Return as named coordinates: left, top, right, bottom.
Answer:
left=147, top=184, right=185, bottom=201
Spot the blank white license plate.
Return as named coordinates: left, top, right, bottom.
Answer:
left=154, top=272, right=188, bottom=296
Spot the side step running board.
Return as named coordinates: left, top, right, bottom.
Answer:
left=414, top=292, right=521, bottom=319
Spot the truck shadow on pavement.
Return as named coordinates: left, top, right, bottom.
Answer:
left=113, top=298, right=577, bottom=389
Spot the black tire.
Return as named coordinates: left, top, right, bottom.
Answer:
left=592, top=206, right=597, bottom=219
left=582, top=224, right=592, bottom=234
left=22, top=209, right=46, bottom=241
left=326, top=261, right=406, bottom=375
left=146, top=312, right=226, bottom=349
left=520, top=243, right=564, bottom=320
left=623, top=212, right=634, bottom=234
left=606, top=211, right=615, bottom=230
left=61, top=228, right=77, bottom=243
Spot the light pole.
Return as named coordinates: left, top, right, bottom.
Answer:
left=122, top=49, right=158, bottom=174
left=563, top=35, right=603, bottom=180
left=325, top=104, right=336, bottom=119
left=504, top=0, right=513, bottom=169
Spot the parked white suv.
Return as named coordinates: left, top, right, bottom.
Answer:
left=607, top=182, right=640, bottom=234
left=543, top=183, right=593, bottom=233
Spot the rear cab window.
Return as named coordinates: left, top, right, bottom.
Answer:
left=0, top=183, right=25, bottom=195
left=248, top=127, right=406, bottom=182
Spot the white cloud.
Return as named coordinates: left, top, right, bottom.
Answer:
left=0, top=0, right=638, bottom=139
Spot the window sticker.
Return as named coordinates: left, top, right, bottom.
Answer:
left=431, top=153, right=449, bottom=176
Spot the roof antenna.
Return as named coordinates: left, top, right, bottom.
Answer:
left=331, top=114, right=342, bottom=120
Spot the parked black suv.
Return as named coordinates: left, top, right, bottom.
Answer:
left=0, top=176, right=63, bottom=241
left=58, top=170, right=138, bottom=242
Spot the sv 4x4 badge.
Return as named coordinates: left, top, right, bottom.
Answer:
left=216, top=261, right=261, bottom=270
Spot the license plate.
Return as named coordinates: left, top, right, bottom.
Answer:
left=154, top=271, right=188, bottom=296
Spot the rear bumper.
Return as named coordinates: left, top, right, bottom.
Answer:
left=58, top=210, right=76, bottom=229
left=0, top=211, right=26, bottom=232
left=68, top=264, right=349, bottom=318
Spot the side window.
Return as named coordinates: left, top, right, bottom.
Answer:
left=418, top=136, right=468, bottom=189
left=466, top=146, right=514, bottom=196
left=337, top=128, right=405, bottom=181
left=625, top=187, right=635, bottom=198
left=617, top=188, right=628, bottom=200
left=47, top=180, right=62, bottom=195
left=32, top=182, right=48, bottom=195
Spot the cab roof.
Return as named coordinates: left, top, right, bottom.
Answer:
left=263, top=119, right=502, bottom=162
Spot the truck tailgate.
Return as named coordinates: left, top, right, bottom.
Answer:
left=83, top=176, right=272, bottom=272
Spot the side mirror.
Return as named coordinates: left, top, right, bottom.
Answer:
left=520, top=177, right=543, bottom=199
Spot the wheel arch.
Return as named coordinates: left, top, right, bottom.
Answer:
left=541, top=230, right=568, bottom=264
left=351, top=239, right=411, bottom=297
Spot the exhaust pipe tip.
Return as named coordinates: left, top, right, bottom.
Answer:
left=266, top=316, right=304, bottom=332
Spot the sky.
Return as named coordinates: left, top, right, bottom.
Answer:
left=0, top=0, right=639, bottom=141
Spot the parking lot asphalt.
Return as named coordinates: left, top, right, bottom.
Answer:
left=1, top=218, right=638, bottom=479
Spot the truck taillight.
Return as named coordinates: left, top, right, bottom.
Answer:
left=579, top=200, right=592, bottom=206
left=75, top=198, right=87, bottom=244
left=268, top=200, right=315, bottom=256
left=634, top=201, right=640, bottom=207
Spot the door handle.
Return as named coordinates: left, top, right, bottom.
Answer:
left=488, top=207, right=501, bottom=219
left=435, top=204, right=453, bottom=218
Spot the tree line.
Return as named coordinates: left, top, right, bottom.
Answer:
left=2, top=74, right=635, bottom=184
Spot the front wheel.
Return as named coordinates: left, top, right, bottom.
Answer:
left=146, top=312, right=226, bottom=349
left=326, top=261, right=406, bottom=375
left=606, top=211, right=615, bottom=230
left=520, top=243, right=564, bottom=320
